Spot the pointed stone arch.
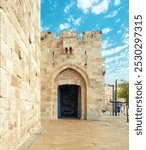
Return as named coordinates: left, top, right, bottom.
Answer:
left=50, top=64, right=90, bottom=87
left=50, top=64, right=89, bottom=119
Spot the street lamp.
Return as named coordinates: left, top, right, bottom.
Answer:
left=108, top=84, right=115, bottom=116
left=115, top=79, right=118, bottom=116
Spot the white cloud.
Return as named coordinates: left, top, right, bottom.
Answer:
left=115, top=59, right=129, bottom=68
left=120, top=26, right=129, bottom=45
left=105, top=10, right=118, bottom=18
left=64, top=6, right=70, bottom=13
left=107, top=60, right=128, bottom=74
left=114, top=0, right=121, bottom=6
left=117, top=26, right=129, bottom=41
left=122, top=32, right=129, bottom=45
left=102, top=38, right=113, bottom=49
left=59, top=23, right=71, bottom=31
left=74, top=17, right=82, bottom=26
left=105, top=57, right=129, bottom=82
left=105, top=51, right=126, bottom=64
left=77, top=0, right=110, bottom=15
left=67, top=16, right=82, bottom=26
left=64, top=1, right=75, bottom=13
left=77, top=0, right=95, bottom=13
left=117, top=29, right=122, bottom=34
left=102, top=45, right=128, bottom=57
left=41, top=26, right=50, bottom=31
left=105, top=66, right=129, bottom=84
left=102, top=27, right=112, bottom=34
left=92, top=0, right=110, bottom=15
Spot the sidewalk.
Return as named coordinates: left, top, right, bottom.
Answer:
left=19, top=116, right=128, bottom=150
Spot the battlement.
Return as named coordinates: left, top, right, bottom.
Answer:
left=59, top=30, right=78, bottom=39
left=41, top=30, right=102, bottom=55
left=41, top=32, right=56, bottom=41
left=82, top=31, right=102, bottom=40
left=41, top=30, right=102, bottom=42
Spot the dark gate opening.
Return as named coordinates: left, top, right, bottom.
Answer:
left=58, top=84, right=81, bottom=118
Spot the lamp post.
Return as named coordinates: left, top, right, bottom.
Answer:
left=112, top=85, right=115, bottom=116
left=115, top=79, right=118, bottom=116
left=108, top=84, right=115, bottom=116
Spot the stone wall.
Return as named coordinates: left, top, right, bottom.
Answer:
left=104, top=84, right=113, bottom=111
left=41, top=30, right=105, bottom=120
left=0, top=0, right=40, bottom=149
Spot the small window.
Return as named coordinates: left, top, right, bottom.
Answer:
left=84, top=51, right=88, bottom=66
left=69, top=47, right=72, bottom=54
left=52, top=51, right=55, bottom=65
left=65, top=47, right=68, bottom=54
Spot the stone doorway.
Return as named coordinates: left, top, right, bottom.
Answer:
left=45, top=66, right=88, bottom=120
left=58, top=84, right=81, bottom=118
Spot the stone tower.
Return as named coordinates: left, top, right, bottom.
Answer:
left=41, top=30, right=105, bottom=120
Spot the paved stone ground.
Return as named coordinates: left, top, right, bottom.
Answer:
left=19, top=116, right=128, bottom=150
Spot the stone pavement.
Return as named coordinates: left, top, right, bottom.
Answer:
left=19, top=116, right=128, bottom=150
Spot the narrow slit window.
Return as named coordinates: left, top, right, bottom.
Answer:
left=65, top=47, right=68, bottom=54
left=69, top=47, right=72, bottom=54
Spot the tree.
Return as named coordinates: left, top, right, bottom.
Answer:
left=117, top=81, right=129, bottom=122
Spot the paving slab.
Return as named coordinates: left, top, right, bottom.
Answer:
left=19, top=116, right=128, bottom=150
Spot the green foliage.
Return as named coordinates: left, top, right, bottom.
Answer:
left=117, top=82, right=129, bottom=103
left=117, top=81, right=129, bottom=122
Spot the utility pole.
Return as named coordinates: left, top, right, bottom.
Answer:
left=108, top=84, right=115, bottom=116
left=112, top=85, right=115, bottom=116
left=115, top=80, right=117, bottom=116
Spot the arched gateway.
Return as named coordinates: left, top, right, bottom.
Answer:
left=41, top=31, right=105, bottom=120
left=50, top=65, right=89, bottom=119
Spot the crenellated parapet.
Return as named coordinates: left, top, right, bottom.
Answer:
left=41, top=30, right=102, bottom=42
left=41, top=30, right=102, bottom=55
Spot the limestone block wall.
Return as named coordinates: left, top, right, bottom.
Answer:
left=104, top=84, right=113, bottom=111
left=41, top=30, right=105, bottom=120
left=0, top=0, right=40, bottom=150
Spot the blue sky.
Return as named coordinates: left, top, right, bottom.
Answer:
left=41, top=0, right=129, bottom=84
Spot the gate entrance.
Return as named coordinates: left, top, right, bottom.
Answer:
left=58, top=85, right=81, bottom=118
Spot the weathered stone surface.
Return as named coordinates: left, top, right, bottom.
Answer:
left=104, top=84, right=113, bottom=111
left=0, top=0, right=108, bottom=149
left=19, top=116, right=129, bottom=150
left=0, top=0, right=40, bottom=150
left=41, top=30, right=105, bottom=121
